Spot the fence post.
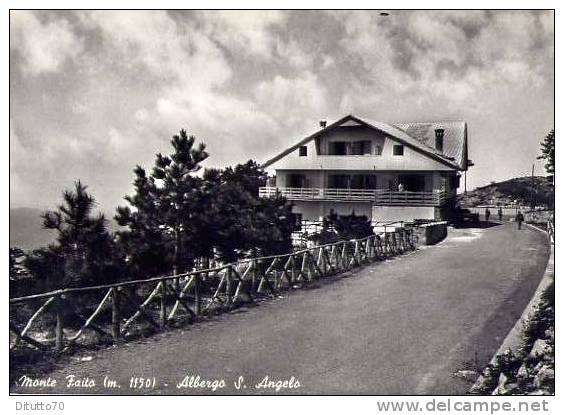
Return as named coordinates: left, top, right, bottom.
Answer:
left=290, top=256, right=296, bottom=283
left=111, top=287, right=121, bottom=343
left=194, top=274, right=201, bottom=317
left=226, top=266, right=232, bottom=305
left=354, top=240, right=360, bottom=265
left=306, top=252, right=313, bottom=281
left=251, top=260, right=257, bottom=292
left=55, top=294, right=64, bottom=352
left=159, top=281, right=167, bottom=328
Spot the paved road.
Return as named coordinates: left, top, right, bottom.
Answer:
left=12, top=222, right=550, bottom=395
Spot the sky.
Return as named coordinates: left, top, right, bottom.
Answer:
left=10, top=10, right=554, bottom=213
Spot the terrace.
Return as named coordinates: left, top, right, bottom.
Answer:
left=258, top=187, right=455, bottom=206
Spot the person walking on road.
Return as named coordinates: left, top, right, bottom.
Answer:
left=485, top=208, right=491, bottom=223
left=498, top=207, right=503, bottom=222
left=516, top=210, right=524, bottom=230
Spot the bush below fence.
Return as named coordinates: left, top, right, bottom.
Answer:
left=10, top=227, right=418, bottom=356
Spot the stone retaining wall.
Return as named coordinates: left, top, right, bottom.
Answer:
left=413, top=221, right=448, bottom=245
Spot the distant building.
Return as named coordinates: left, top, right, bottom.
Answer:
left=260, top=115, right=472, bottom=223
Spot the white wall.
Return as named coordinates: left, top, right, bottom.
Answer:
left=291, top=200, right=436, bottom=222
left=291, top=200, right=373, bottom=221
left=372, top=206, right=436, bottom=222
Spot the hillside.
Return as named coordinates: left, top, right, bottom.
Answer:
left=10, top=207, right=123, bottom=252
left=10, top=207, right=56, bottom=251
left=458, top=176, right=554, bottom=208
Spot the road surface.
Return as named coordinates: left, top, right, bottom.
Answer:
left=11, top=222, right=550, bottom=395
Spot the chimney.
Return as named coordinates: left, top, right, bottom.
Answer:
left=434, top=128, right=444, bottom=152
left=319, top=120, right=327, bottom=128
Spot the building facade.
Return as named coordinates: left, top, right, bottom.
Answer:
left=260, top=115, right=471, bottom=224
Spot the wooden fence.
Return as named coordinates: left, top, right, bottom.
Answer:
left=10, top=227, right=417, bottom=354
left=523, top=209, right=554, bottom=244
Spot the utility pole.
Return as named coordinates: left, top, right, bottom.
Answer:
left=531, top=163, right=536, bottom=210
left=464, top=170, right=467, bottom=194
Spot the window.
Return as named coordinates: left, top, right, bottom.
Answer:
left=328, top=174, right=350, bottom=189
left=329, top=141, right=372, bottom=155
left=330, top=174, right=377, bottom=189
left=351, top=174, right=377, bottom=189
left=399, top=174, right=425, bottom=192
left=351, top=140, right=372, bottom=155
left=329, top=141, right=347, bottom=155
left=288, top=174, right=306, bottom=188
left=393, top=144, right=404, bottom=156
left=351, top=141, right=364, bottom=155
left=374, top=145, right=382, bottom=155
left=299, top=146, right=307, bottom=156
left=365, top=175, right=377, bottom=189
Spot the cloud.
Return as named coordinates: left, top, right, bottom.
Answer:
left=80, top=10, right=232, bottom=90
left=333, top=10, right=554, bottom=113
left=197, top=10, right=287, bottom=59
left=9, top=10, right=554, bottom=211
left=254, top=72, right=328, bottom=127
left=275, top=39, right=314, bottom=69
left=10, top=11, right=83, bottom=75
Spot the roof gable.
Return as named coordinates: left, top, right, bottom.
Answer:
left=263, top=115, right=467, bottom=170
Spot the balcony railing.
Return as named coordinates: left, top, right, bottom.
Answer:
left=259, top=187, right=454, bottom=206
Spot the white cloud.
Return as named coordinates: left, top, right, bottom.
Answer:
left=254, top=72, right=328, bottom=128
left=275, top=39, right=314, bottom=69
left=198, top=10, right=287, bottom=59
left=10, top=11, right=82, bottom=75
left=9, top=10, right=554, bottom=210
left=81, top=10, right=232, bottom=90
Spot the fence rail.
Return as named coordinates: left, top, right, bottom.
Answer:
left=259, top=187, right=453, bottom=206
left=547, top=217, right=555, bottom=244
left=522, top=209, right=554, bottom=244
left=10, top=228, right=417, bottom=354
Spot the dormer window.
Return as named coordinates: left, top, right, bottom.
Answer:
left=393, top=144, right=404, bottom=156
left=299, top=146, right=307, bottom=156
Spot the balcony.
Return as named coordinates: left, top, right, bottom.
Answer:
left=259, top=187, right=454, bottom=206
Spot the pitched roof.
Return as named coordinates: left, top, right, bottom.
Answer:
left=263, top=115, right=468, bottom=170
left=393, top=121, right=468, bottom=169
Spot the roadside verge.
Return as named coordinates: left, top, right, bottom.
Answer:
left=469, top=225, right=554, bottom=395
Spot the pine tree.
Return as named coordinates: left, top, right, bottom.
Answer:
left=116, top=129, right=208, bottom=278
left=115, top=166, right=171, bottom=279
left=538, top=129, right=555, bottom=175
left=199, top=167, right=255, bottom=263
left=24, top=181, right=119, bottom=289
left=200, top=160, right=296, bottom=262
